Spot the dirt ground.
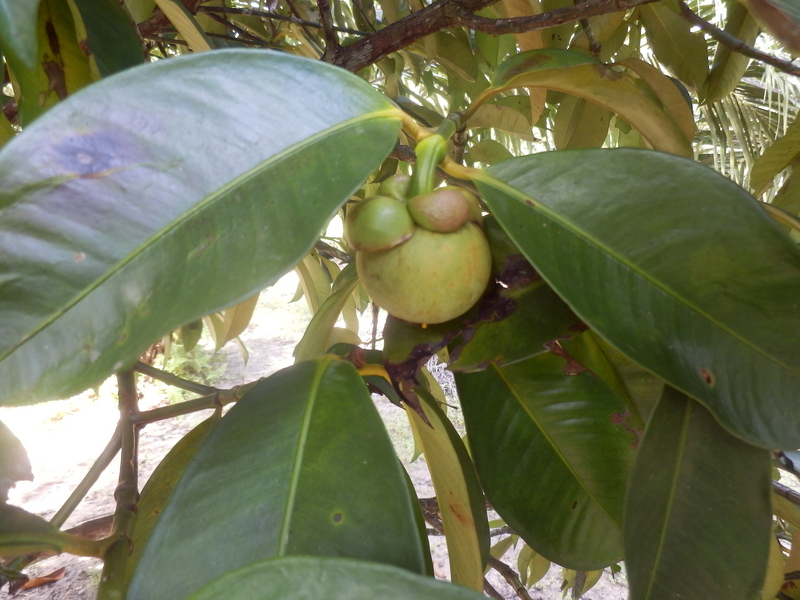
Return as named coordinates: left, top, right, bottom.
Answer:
left=0, top=272, right=629, bottom=600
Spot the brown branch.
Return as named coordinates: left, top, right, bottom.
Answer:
left=315, top=240, right=352, bottom=262
left=318, top=0, right=341, bottom=61
left=139, top=0, right=206, bottom=37
left=484, top=579, right=506, bottom=599
left=678, top=1, right=800, bottom=78
left=774, top=480, right=800, bottom=506
left=203, top=12, right=270, bottom=45
left=97, top=370, right=141, bottom=600
left=134, top=360, right=218, bottom=396
left=331, top=0, right=498, bottom=71
left=450, top=0, right=656, bottom=35
left=487, top=555, right=534, bottom=600
left=197, top=6, right=370, bottom=36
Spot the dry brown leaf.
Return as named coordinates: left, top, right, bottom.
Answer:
left=19, top=566, right=66, bottom=590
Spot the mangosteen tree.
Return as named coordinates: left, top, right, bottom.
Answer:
left=0, top=1, right=799, bottom=600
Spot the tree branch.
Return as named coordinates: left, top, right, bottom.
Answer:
left=134, top=360, right=218, bottom=396
left=318, top=0, right=341, bottom=61
left=450, top=0, right=655, bottom=35
left=197, top=6, right=370, bottom=36
left=97, top=370, right=141, bottom=600
left=487, top=555, right=534, bottom=600
left=333, top=0, right=657, bottom=72
left=678, top=1, right=800, bottom=78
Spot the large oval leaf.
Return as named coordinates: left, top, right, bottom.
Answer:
left=455, top=349, right=637, bottom=570
left=127, top=357, right=428, bottom=600
left=188, top=556, right=486, bottom=600
left=475, top=149, right=800, bottom=449
left=624, top=387, right=772, bottom=600
left=0, top=49, right=401, bottom=406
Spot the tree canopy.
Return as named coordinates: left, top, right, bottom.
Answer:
left=0, top=0, right=800, bottom=599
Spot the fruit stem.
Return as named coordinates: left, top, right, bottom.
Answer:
left=408, top=133, right=449, bottom=198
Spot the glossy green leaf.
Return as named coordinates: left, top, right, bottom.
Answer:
left=624, top=387, right=772, bottom=600
left=476, top=148, right=800, bottom=449
left=188, top=556, right=487, bottom=600
left=483, top=49, right=691, bottom=156
left=294, top=263, right=360, bottom=361
left=455, top=350, right=637, bottom=570
left=559, top=330, right=645, bottom=431
left=123, top=0, right=154, bottom=23
left=5, top=0, right=93, bottom=126
left=447, top=269, right=580, bottom=372
left=705, top=1, right=760, bottom=104
left=67, top=0, right=144, bottom=78
left=0, top=421, right=32, bottom=500
left=125, top=416, right=218, bottom=588
left=553, top=95, right=612, bottom=149
left=127, top=357, right=427, bottom=600
left=406, top=388, right=489, bottom=591
left=640, top=3, right=708, bottom=96
left=750, top=116, right=800, bottom=196
left=0, top=0, right=41, bottom=69
left=0, top=50, right=401, bottom=406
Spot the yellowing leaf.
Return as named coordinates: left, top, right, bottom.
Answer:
left=482, top=49, right=691, bottom=155
left=640, top=3, right=708, bottom=96
left=152, top=0, right=212, bottom=52
left=218, top=293, right=260, bottom=350
left=502, top=0, right=546, bottom=124
left=705, top=2, right=760, bottom=104
left=470, top=103, right=533, bottom=140
left=742, top=0, right=800, bottom=54
left=750, top=116, right=800, bottom=196
left=762, top=536, right=786, bottom=600
left=405, top=389, right=489, bottom=592
left=619, top=57, right=695, bottom=144
left=553, top=94, right=612, bottom=149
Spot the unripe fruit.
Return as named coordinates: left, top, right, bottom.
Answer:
left=407, top=188, right=470, bottom=233
left=357, top=222, right=492, bottom=324
left=378, top=173, right=411, bottom=202
left=345, top=196, right=415, bottom=252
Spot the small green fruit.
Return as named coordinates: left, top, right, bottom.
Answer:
left=377, top=173, right=411, bottom=201
left=345, top=195, right=415, bottom=252
left=407, top=188, right=470, bottom=233
left=357, top=222, right=492, bottom=324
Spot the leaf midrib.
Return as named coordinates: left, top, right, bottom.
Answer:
left=641, top=398, right=692, bottom=600
left=2, top=110, right=398, bottom=365
left=278, top=357, right=331, bottom=554
left=492, top=363, right=619, bottom=528
left=477, top=172, right=798, bottom=377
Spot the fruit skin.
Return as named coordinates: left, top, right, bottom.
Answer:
left=378, top=173, right=411, bottom=201
left=407, top=188, right=470, bottom=233
left=345, top=195, right=415, bottom=252
left=357, top=222, right=492, bottom=324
